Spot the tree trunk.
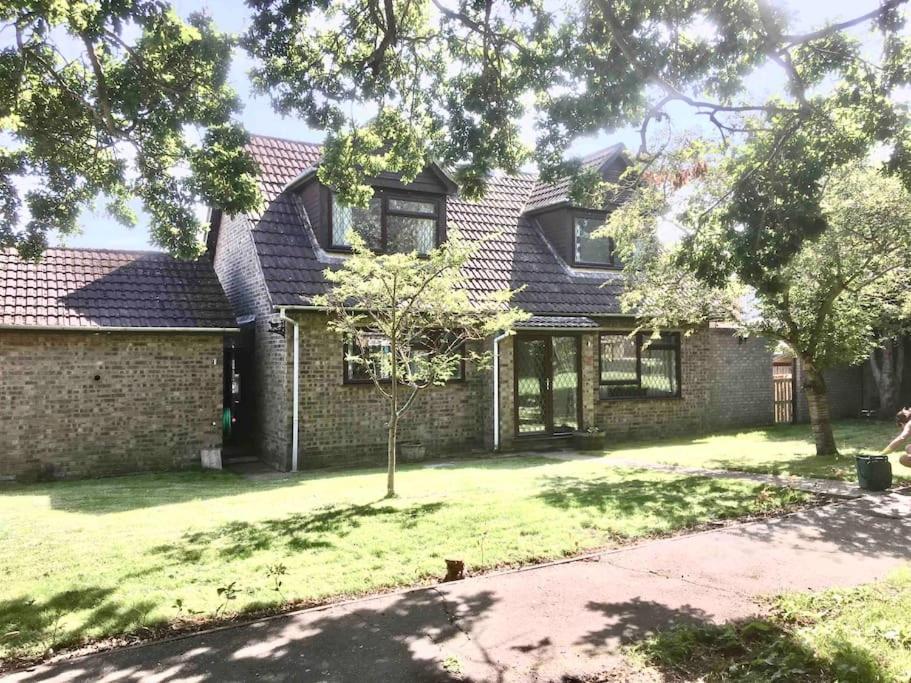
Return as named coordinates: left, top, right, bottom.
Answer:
left=870, top=339, right=903, bottom=419
left=387, top=414, right=397, bottom=498
left=802, top=359, right=839, bottom=456
left=388, top=334, right=398, bottom=498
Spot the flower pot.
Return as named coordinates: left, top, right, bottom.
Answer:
left=572, top=431, right=606, bottom=452
left=855, top=454, right=892, bottom=491
left=399, top=442, right=426, bottom=463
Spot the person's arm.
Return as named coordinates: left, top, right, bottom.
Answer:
left=882, top=421, right=911, bottom=454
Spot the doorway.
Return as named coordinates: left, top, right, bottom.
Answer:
left=514, top=335, right=581, bottom=435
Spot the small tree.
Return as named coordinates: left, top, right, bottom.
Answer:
left=313, top=231, right=527, bottom=497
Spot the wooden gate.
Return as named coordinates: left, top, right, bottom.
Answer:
left=773, top=360, right=796, bottom=424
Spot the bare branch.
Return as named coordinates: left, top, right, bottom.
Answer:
left=780, top=0, right=909, bottom=48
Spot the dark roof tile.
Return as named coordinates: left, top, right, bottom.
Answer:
left=0, top=248, right=237, bottom=330
left=242, top=134, right=624, bottom=316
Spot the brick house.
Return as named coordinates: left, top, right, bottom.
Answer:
left=207, top=134, right=784, bottom=472
left=0, top=248, right=236, bottom=481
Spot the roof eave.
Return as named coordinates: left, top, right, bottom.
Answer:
left=0, top=324, right=239, bottom=333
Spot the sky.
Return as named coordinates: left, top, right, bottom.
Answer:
left=49, top=0, right=896, bottom=251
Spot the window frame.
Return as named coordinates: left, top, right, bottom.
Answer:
left=597, top=331, right=682, bottom=400
left=328, top=190, right=445, bottom=255
left=572, top=209, right=617, bottom=268
left=342, top=333, right=466, bottom=385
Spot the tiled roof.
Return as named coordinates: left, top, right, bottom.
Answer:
left=525, top=144, right=625, bottom=213
left=0, top=248, right=237, bottom=330
left=241, top=134, right=624, bottom=316
left=518, top=316, right=600, bottom=329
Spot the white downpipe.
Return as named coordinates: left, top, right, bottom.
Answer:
left=492, top=331, right=510, bottom=451
left=279, top=308, right=300, bottom=472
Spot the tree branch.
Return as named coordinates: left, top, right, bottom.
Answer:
left=780, top=0, right=909, bottom=47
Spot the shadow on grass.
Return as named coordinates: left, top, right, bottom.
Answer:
left=0, top=455, right=561, bottom=516
left=149, top=501, right=448, bottom=562
left=633, top=617, right=888, bottom=682
left=604, top=418, right=894, bottom=454
left=0, top=470, right=305, bottom=515
left=8, top=588, right=502, bottom=682
left=535, top=473, right=792, bottom=522
left=0, top=586, right=158, bottom=663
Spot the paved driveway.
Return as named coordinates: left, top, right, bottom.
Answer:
left=6, top=491, right=911, bottom=683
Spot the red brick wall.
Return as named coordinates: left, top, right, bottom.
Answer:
left=291, top=312, right=487, bottom=467
left=0, top=330, right=223, bottom=481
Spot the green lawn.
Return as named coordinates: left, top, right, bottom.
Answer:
left=0, top=457, right=804, bottom=665
left=631, top=568, right=911, bottom=682
left=602, top=419, right=910, bottom=483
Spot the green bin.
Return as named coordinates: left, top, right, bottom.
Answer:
left=855, top=454, right=892, bottom=491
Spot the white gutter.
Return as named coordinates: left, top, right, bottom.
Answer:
left=273, top=304, right=327, bottom=311
left=0, top=324, right=239, bottom=333
left=278, top=307, right=300, bottom=472
left=492, top=330, right=511, bottom=451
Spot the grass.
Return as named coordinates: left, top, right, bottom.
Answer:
left=602, top=419, right=910, bottom=483
left=0, top=456, right=805, bottom=665
left=631, top=568, right=911, bottom=682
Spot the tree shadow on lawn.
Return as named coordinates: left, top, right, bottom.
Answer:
left=0, top=586, right=159, bottom=665
left=9, top=587, right=502, bottom=683
left=536, top=473, right=776, bottom=523
left=1, top=455, right=559, bottom=517
left=149, top=501, right=448, bottom=563
left=610, top=419, right=894, bottom=456
left=631, top=615, right=888, bottom=682
left=0, top=469, right=314, bottom=516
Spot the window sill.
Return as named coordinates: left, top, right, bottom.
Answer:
left=327, top=245, right=434, bottom=258
left=598, top=394, right=683, bottom=402
left=572, top=261, right=622, bottom=270
left=343, top=378, right=467, bottom=386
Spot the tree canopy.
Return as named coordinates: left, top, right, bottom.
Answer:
left=244, top=0, right=911, bottom=203
left=1, top=1, right=261, bottom=258
left=4, top=1, right=909, bottom=258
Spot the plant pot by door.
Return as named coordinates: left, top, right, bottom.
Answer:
left=399, top=442, right=426, bottom=463
left=855, top=454, right=892, bottom=491
left=572, top=431, right=606, bottom=452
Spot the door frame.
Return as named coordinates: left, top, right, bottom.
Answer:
left=512, top=333, right=583, bottom=437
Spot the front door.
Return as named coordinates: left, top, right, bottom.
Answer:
left=514, top=335, right=581, bottom=435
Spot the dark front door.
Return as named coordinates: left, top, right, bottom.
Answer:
left=514, top=335, right=581, bottom=435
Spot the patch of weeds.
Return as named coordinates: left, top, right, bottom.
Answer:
left=265, top=564, right=288, bottom=600
left=215, top=582, right=239, bottom=617
left=631, top=569, right=911, bottom=682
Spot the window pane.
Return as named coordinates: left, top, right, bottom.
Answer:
left=641, top=341, right=678, bottom=397
left=388, top=198, right=436, bottom=214
left=332, top=196, right=382, bottom=250
left=600, top=334, right=637, bottom=383
left=387, top=215, right=435, bottom=254
left=346, top=333, right=391, bottom=381
left=552, top=336, right=579, bottom=432
left=600, top=334, right=641, bottom=398
left=575, top=216, right=613, bottom=264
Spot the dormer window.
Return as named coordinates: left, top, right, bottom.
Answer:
left=574, top=213, right=615, bottom=266
left=331, top=193, right=440, bottom=255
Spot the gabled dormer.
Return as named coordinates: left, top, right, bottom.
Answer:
left=287, top=163, right=458, bottom=256
left=525, top=144, right=627, bottom=269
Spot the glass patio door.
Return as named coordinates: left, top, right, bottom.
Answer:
left=514, top=335, right=580, bottom=435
